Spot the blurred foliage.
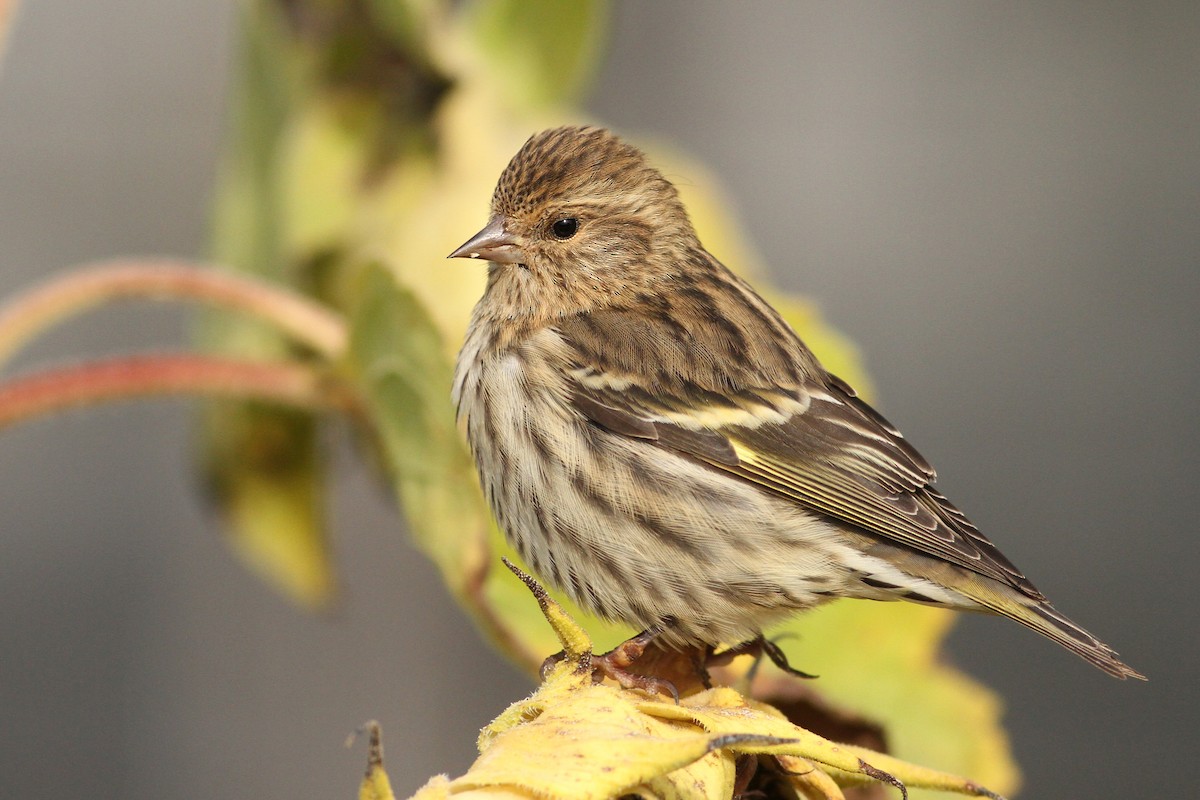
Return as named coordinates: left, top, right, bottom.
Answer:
left=205, top=1, right=1018, bottom=796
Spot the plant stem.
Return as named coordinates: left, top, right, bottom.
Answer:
left=0, top=354, right=338, bottom=430
left=0, top=259, right=348, bottom=370
left=0, top=0, right=18, bottom=72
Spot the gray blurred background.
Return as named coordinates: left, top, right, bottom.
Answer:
left=0, top=2, right=1195, bottom=797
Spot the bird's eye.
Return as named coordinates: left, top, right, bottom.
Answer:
left=550, top=218, right=579, bottom=239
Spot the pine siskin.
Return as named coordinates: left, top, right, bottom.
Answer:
left=449, top=125, right=1142, bottom=680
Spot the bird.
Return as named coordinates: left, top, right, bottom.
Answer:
left=448, top=125, right=1142, bottom=682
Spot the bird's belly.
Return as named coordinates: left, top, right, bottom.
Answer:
left=459, top=353, right=870, bottom=646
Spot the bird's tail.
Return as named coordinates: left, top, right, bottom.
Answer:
left=955, top=580, right=1146, bottom=680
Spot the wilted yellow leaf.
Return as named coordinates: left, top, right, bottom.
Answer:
left=401, top=578, right=1006, bottom=800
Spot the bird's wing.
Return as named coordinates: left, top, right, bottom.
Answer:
left=556, top=313, right=1041, bottom=599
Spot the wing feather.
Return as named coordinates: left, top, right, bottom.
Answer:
left=555, top=310, right=1039, bottom=598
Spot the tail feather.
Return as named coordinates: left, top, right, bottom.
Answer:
left=960, top=583, right=1145, bottom=680
left=856, top=539, right=1145, bottom=679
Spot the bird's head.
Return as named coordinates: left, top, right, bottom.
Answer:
left=449, top=126, right=701, bottom=320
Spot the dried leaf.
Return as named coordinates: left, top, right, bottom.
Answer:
left=404, top=585, right=1006, bottom=800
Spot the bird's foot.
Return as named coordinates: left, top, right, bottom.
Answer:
left=711, top=634, right=818, bottom=681
left=592, top=626, right=681, bottom=703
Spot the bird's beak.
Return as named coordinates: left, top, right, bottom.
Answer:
left=447, top=216, right=525, bottom=264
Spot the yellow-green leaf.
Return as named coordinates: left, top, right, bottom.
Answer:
left=345, top=264, right=491, bottom=600
left=202, top=401, right=335, bottom=610
left=462, top=0, right=608, bottom=110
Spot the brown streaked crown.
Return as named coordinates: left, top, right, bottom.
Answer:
left=492, top=126, right=687, bottom=222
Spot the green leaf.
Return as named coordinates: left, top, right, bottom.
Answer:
left=345, top=265, right=491, bottom=600
left=201, top=401, right=335, bottom=610
left=463, top=0, right=609, bottom=110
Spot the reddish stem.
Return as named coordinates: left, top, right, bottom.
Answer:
left=0, top=1, right=17, bottom=68
left=0, top=259, right=348, bottom=369
left=0, top=354, right=338, bottom=430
